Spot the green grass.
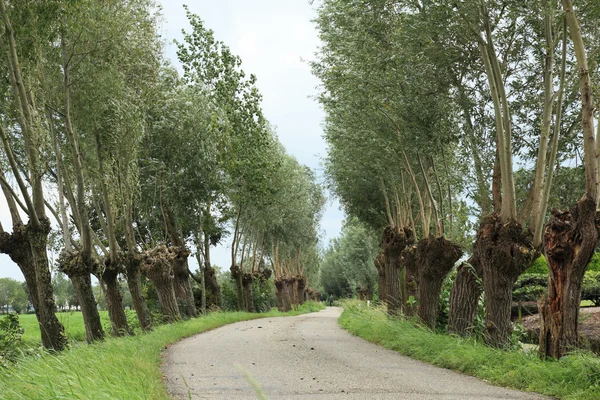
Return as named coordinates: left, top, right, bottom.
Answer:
left=339, top=300, right=600, bottom=400
left=19, top=310, right=123, bottom=344
left=1, top=302, right=324, bottom=399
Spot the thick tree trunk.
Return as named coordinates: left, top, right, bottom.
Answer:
left=0, top=223, right=67, bottom=350
left=70, top=273, right=104, bottom=343
left=275, top=279, right=284, bottom=311
left=448, top=258, right=483, bottom=336
left=539, top=196, right=598, bottom=358
left=382, top=226, right=414, bottom=316
left=204, top=264, right=222, bottom=309
left=402, top=245, right=418, bottom=317
left=230, top=265, right=245, bottom=311
left=140, top=246, right=181, bottom=322
left=375, top=252, right=386, bottom=304
left=171, top=247, right=197, bottom=318
left=242, top=273, right=255, bottom=312
left=416, top=236, right=462, bottom=330
left=296, top=276, right=307, bottom=305
left=125, top=254, right=152, bottom=331
left=59, top=250, right=104, bottom=343
left=473, top=214, right=536, bottom=347
left=275, top=278, right=292, bottom=312
left=102, top=266, right=131, bottom=336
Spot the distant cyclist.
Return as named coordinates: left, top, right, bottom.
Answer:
left=329, top=294, right=334, bottom=306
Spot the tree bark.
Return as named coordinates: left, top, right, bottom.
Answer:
left=375, top=252, right=386, bottom=304
left=171, top=247, right=197, bottom=318
left=382, top=226, right=414, bottom=316
left=140, top=246, right=180, bottom=322
left=70, top=273, right=104, bottom=343
left=231, top=264, right=245, bottom=311
left=101, top=265, right=131, bottom=336
left=58, top=250, right=104, bottom=343
left=473, top=214, right=536, bottom=347
left=275, top=278, right=284, bottom=311
left=296, top=275, right=307, bottom=306
left=416, top=236, right=462, bottom=330
left=242, top=273, right=255, bottom=312
left=0, top=223, right=67, bottom=350
left=539, top=196, right=598, bottom=358
left=125, top=254, right=152, bottom=331
left=448, top=257, right=483, bottom=336
left=204, top=264, right=222, bottom=309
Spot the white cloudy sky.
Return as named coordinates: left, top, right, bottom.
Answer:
left=0, top=0, right=344, bottom=280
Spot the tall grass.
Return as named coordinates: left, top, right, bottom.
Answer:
left=1, top=302, right=324, bottom=399
left=339, top=301, right=600, bottom=400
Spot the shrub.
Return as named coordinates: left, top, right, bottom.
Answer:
left=525, top=255, right=549, bottom=274
left=513, top=274, right=547, bottom=302
left=0, top=313, right=24, bottom=367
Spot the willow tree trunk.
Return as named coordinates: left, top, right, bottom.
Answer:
left=448, top=258, right=483, bottom=336
left=70, top=273, right=104, bottom=343
left=102, top=266, right=131, bottom=336
left=59, top=251, right=104, bottom=343
left=473, top=215, right=536, bottom=347
left=171, top=247, right=197, bottom=318
left=141, top=247, right=181, bottom=323
left=275, top=279, right=284, bottom=311
left=242, top=273, right=255, bottom=312
left=296, top=276, right=307, bottom=306
left=402, top=245, right=418, bottom=317
left=204, top=264, right=222, bottom=309
left=539, top=197, right=598, bottom=358
left=416, top=236, right=463, bottom=330
left=0, top=223, right=67, bottom=350
left=231, top=265, right=245, bottom=311
left=382, top=226, right=414, bottom=316
left=125, top=255, right=152, bottom=331
left=275, top=278, right=292, bottom=312
left=375, top=252, right=386, bottom=304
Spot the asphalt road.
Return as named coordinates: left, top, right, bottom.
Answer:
left=162, top=307, right=548, bottom=399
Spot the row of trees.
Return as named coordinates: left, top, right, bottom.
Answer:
left=313, top=0, right=600, bottom=358
left=0, top=1, right=323, bottom=350
left=0, top=278, right=28, bottom=314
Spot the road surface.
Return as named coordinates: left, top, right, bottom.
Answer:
left=162, top=307, right=547, bottom=399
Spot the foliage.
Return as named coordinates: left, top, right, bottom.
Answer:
left=525, top=256, right=550, bottom=275
left=320, top=218, right=379, bottom=297
left=0, top=279, right=28, bottom=314
left=513, top=274, right=548, bottom=302
left=0, top=306, right=323, bottom=399
left=0, top=313, right=24, bottom=367
left=340, top=301, right=600, bottom=400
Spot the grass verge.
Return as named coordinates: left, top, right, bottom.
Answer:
left=0, top=302, right=324, bottom=399
left=339, top=301, right=600, bottom=400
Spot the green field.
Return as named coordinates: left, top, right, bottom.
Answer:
left=1, top=302, right=324, bottom=399
left=19, top=310, right=124, bottom=344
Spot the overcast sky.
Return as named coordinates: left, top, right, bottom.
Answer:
left=0, top=0, right=343, bottom=281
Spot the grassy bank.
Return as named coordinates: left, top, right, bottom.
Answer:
left=1, top=302, right=324, bottom=399
left=339, top=301, right=600, bottom=400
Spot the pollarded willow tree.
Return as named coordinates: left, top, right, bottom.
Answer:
left=48, top=0, right=161, bottom=340
left=176, top=7, right=279, bottom=313
left=0, top=0, right=68, bottom=350
left=315, top=0, right=600, bottom=351
left=313, top=0, right=469, bottom=329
